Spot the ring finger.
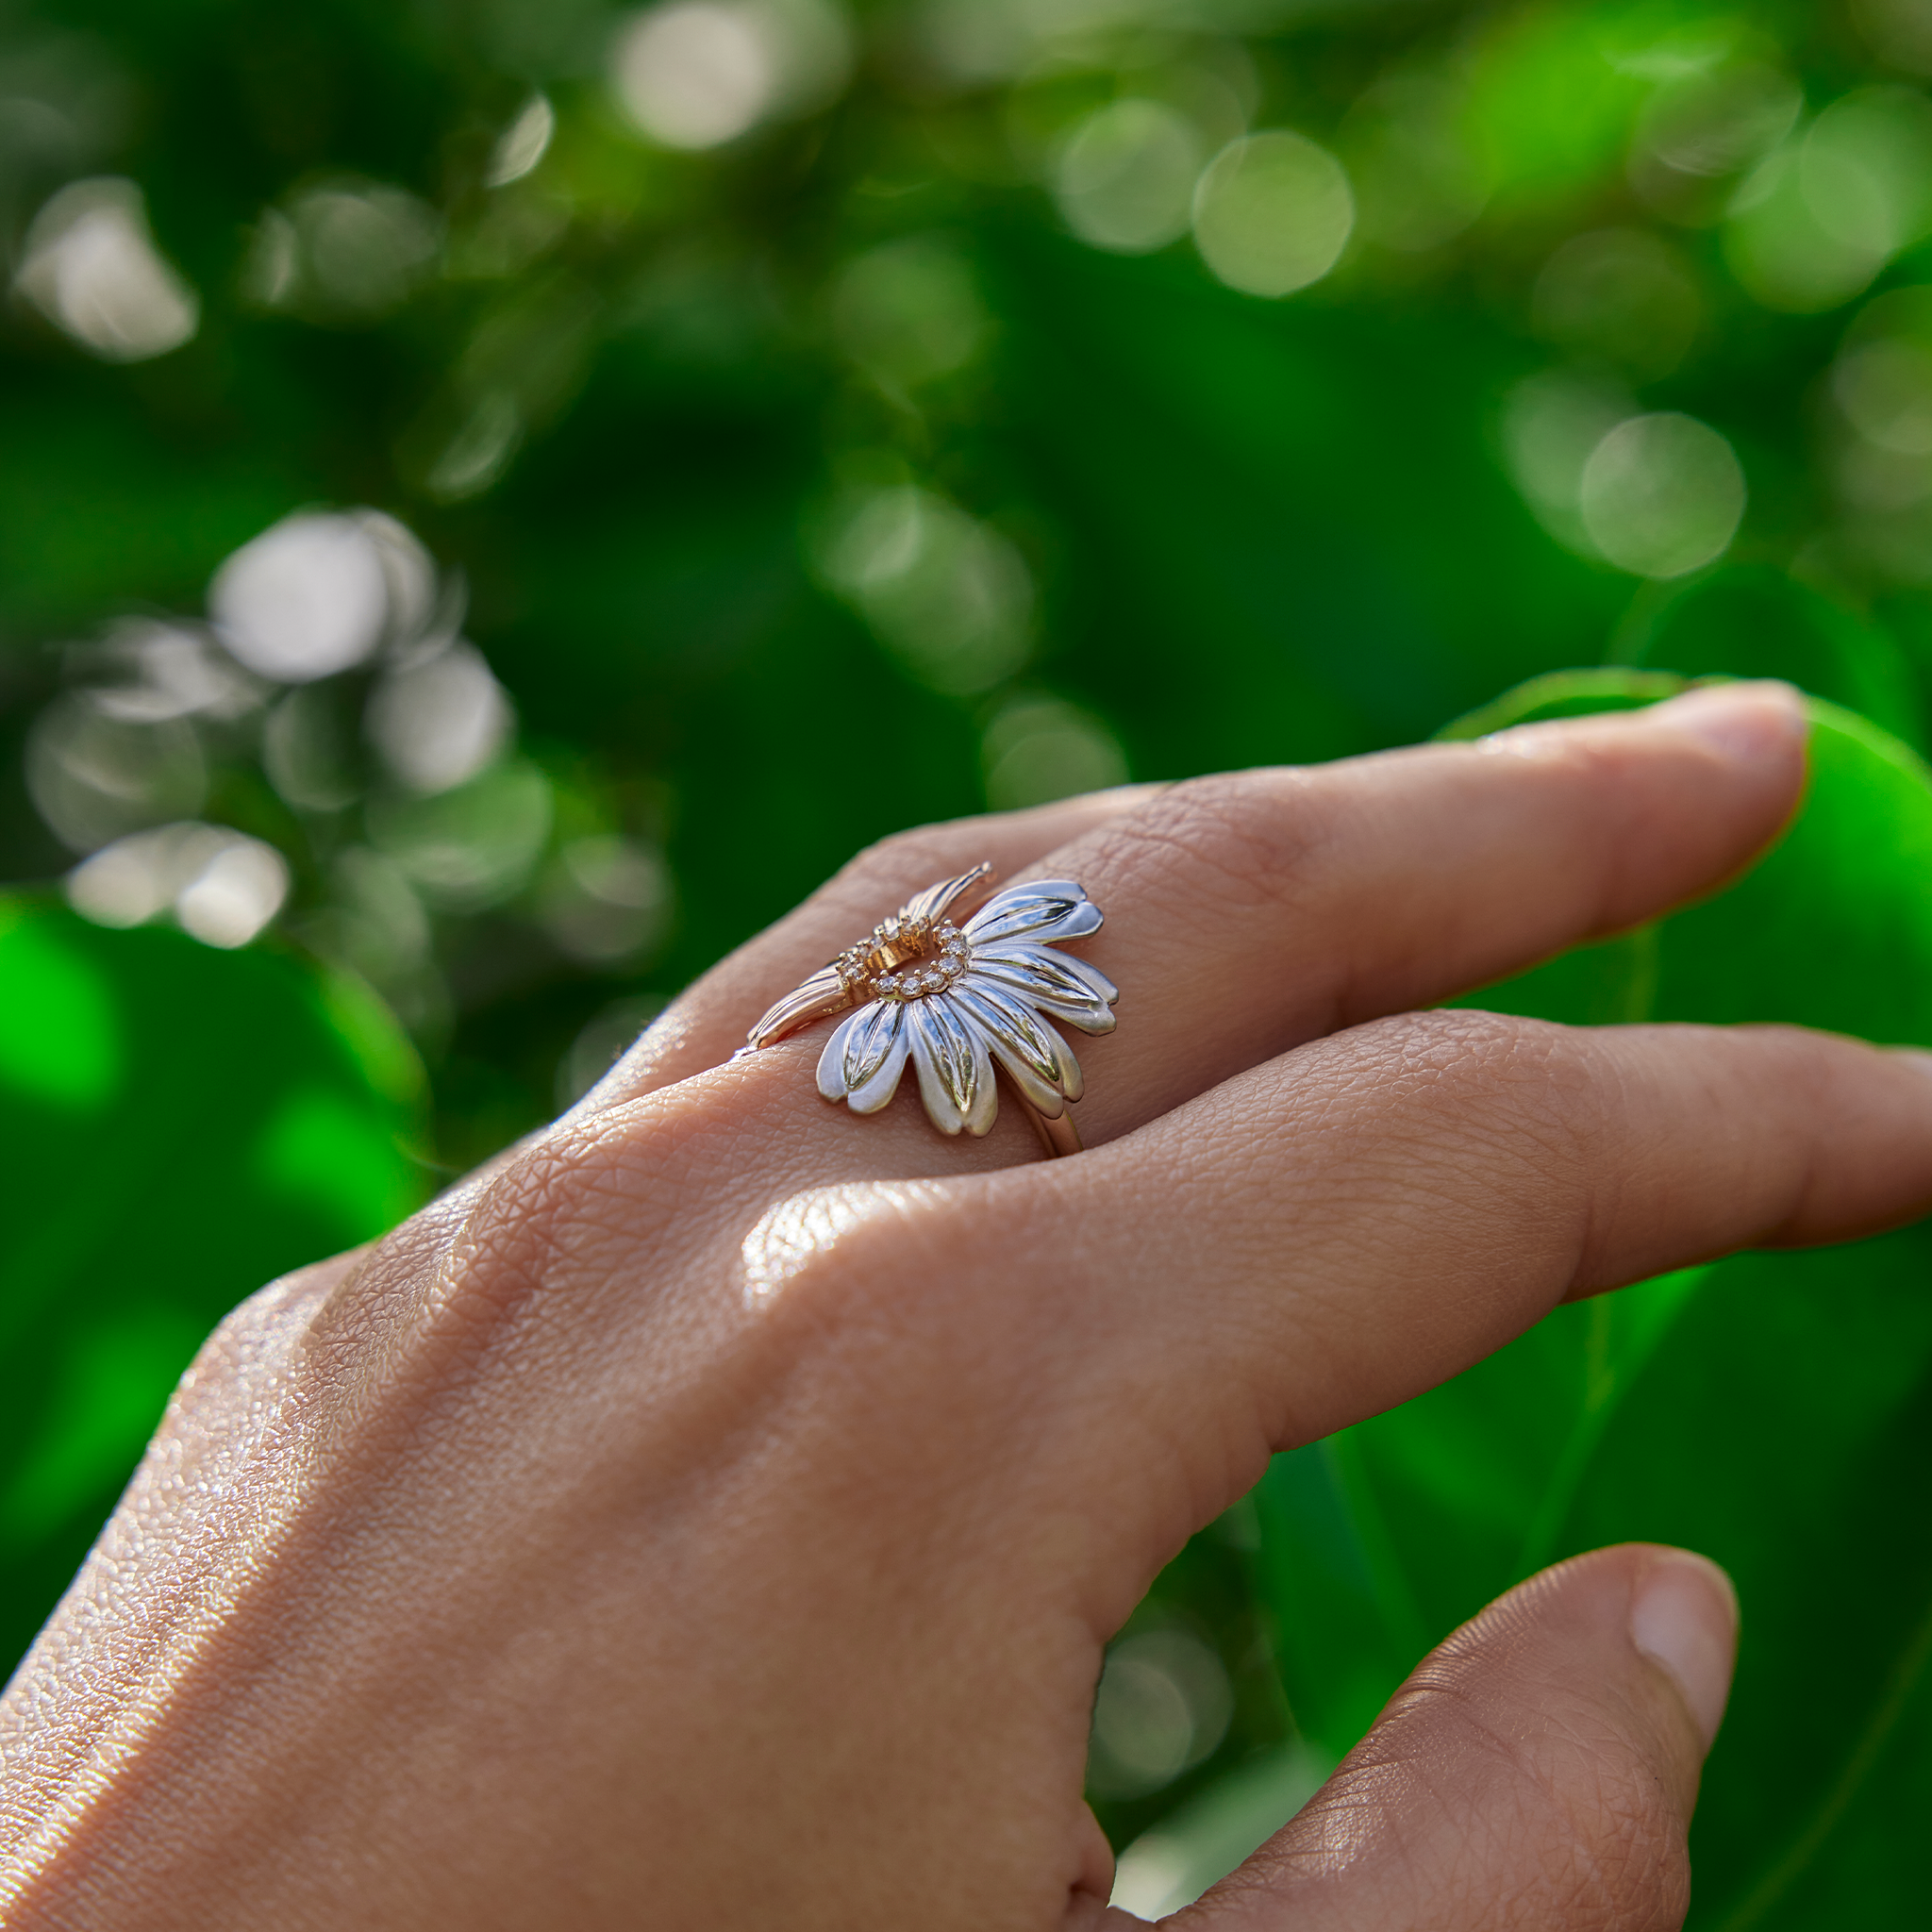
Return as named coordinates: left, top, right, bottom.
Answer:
left=587, top=681, right=1809, bottom=1191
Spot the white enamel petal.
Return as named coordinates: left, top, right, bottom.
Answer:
left=951, top=978, right=1082, bottom=1111
left=816, top=1000, right=910, bottom=1112
left=963, top=878, right=1104, bottom=946
left=908, top=995, right=994, bottom=1137
left=816, top=1008, right=866, bottom=1101
left=968, top=941, right=1118, bottom=1034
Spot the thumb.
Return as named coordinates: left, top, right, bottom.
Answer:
left=1159, top=1543, right=1738, bottom=1931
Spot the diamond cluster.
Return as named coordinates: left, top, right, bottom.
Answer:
left=833, top=915, right=971, bottom=1004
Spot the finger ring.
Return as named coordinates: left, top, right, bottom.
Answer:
left=739, top=863, right=1118, bottom=1155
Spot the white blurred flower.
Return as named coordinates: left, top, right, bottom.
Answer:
left=1088, top=1627, right=1234, bottom=1801
left=301, top=845, right=435, bottom=989
left=1531, top=229, right=1702, bottom=381
left=1629, top=60, right=1801, bottom=223
left=1725, top=89, right=1932, bottom=312
left=611, top=0, right=850, bottom=150
left=210, top=509, right=434, bottom=683
left=1344, top=71, right=1491, bottom=254
left=16, top=176, right=198, bottom=362
left=367, top=759, right=554, bottom=910
left=830, top=236, right=988, bottom=391
left=262, top=686, right=360, bottom=812
left=1579, top=412, right=1746, bottom=577
left=912, top=0, right=1186, bottom=87
left=366, top=641, right=513, bottom=795
left=425, top=392, right=525, bottom=504
left=487, top=94, right=556, bottom=188
left=1836, top=334, right=1932, bottom=454
left=82, top=621, right=262, bottom=724
left=359, top=510, right=441, bottom=645
left=1499, top=369, right=1635, bottom=555
left=67, top=823, right=289, bottom=948
left=26, top=692, right=207, bottom=853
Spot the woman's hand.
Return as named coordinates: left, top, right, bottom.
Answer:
left=6, top=681, right=1928, bottom=1930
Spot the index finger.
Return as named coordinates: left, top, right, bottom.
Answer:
left=823, top=1013, right=1932, bottom=1597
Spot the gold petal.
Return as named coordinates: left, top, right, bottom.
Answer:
left=751, top=965, right=851, bottom=1049
left=895, top=860, right=996, bottom=932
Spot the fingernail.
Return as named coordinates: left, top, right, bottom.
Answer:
left=1650, top=681, right=1807, bottom=764
left=1629, top=1552, right=1740, bottom=1750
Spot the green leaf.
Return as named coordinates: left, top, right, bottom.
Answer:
left=0, top=904, right=428, bottom=1674
left=1255, top=675, right=1932, bottom=1928
left=1612, top=565, right=1925, bottom=756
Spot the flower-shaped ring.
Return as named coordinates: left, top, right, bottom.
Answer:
left=739, top=863, right=1118, bottom=1155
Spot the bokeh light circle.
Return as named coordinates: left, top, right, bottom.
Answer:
left=1053, top=99, right=1204, bottom=256
left=613, top=3, right=777, bottom=150
left=1191, top=131, right=1354, bottom=298
left=209, top=513, right=391, bottom=683
left=1579, top=413, right=1746, bottom=578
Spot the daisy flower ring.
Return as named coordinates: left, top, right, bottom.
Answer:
left=739, top=863, right=1118, bottom=1156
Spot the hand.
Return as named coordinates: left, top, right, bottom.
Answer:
left=6, top=682, right=1928, bottom=1930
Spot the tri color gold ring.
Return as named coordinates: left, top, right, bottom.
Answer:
left=737, top=864, right=1118, bottom=1156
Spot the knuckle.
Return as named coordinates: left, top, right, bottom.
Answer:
left=157, top=1255, right=357, bottom=1434
left=833, top=822, right=977, bottom=905
left=741, top=1177, right=951, bottom=1339
left=199, top=1256, right=343, bottom=1367
left=1366, top=1675, right=1690, bottom=1931
left=1494, top=1722, right=1690, bottom=1930
left=1307, top=1010, right=1615, bottom=1271
left=1351, top=1009, right=1609, bottom=1171
left=1093, top=771, right=1335, bottom=915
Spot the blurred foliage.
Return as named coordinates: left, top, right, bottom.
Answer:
left=8, top=0, right=1932, bottom=1919
left=0, top=902, right=427, bottom=1671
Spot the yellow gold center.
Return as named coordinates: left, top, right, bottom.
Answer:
left=835, top=915, right=972, bottom=1004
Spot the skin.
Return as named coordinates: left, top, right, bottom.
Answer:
left=4, top=679, right=1931, bottom=1929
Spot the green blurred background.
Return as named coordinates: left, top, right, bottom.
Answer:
left=8, top=0, right=1932, bottom=1921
